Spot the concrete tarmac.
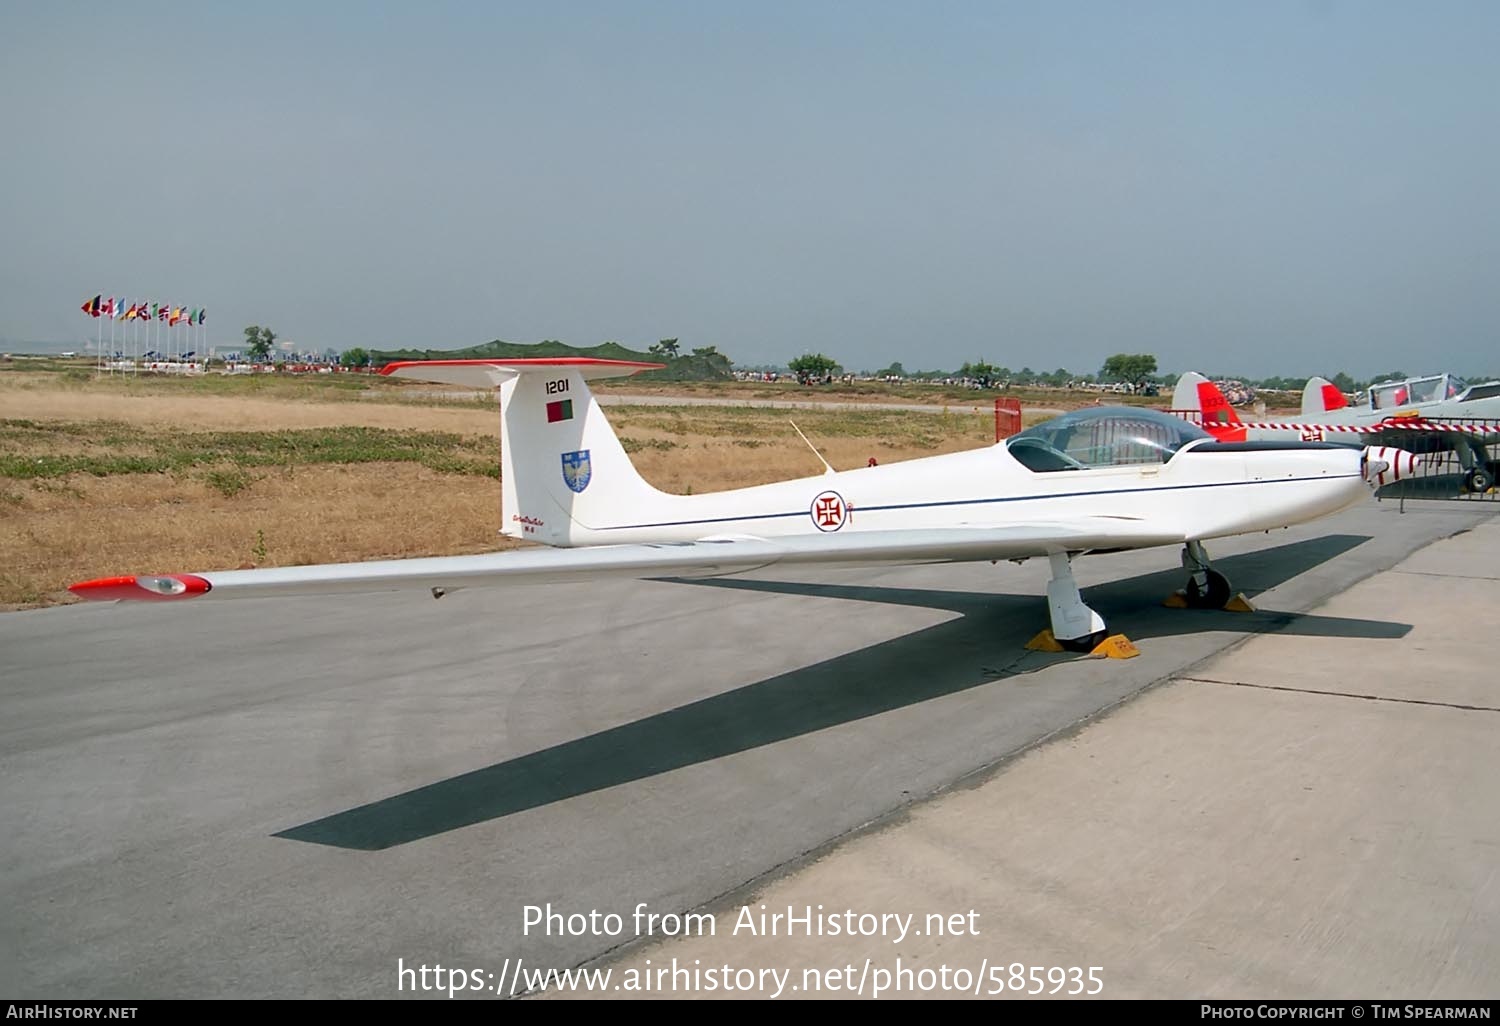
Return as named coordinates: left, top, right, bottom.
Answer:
left=562, top=513, right=1500, bottom=1000
left=1, top=499, right=1494, bottom=999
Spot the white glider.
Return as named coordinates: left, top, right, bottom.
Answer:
left=71, top=358, right=1413, bottom=651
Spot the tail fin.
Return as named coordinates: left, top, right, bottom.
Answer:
left=1302, top=376, right=1349, bottom=417
left=1171, top=371, right=1247, bottom=441
left=380, top=358, right=667, bottom=546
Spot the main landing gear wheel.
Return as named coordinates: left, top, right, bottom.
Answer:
left=1035, top=551, right=1115, bottom=653
left=1058, top=629, right=1108, bottom=654
left=1026, top=552, right=1139, bottom=658
left=1463, top=467, right=1493, bottom=494
left=1184, top=569, right=1232, bottom=610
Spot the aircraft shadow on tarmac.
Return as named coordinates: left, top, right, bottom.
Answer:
left=276, top=533, right=1407, bottom=851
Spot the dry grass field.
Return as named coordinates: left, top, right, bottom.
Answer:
left=1, top=369, right=1026, bottom=609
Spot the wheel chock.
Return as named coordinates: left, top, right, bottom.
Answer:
left=1025, top=629, right=1066, bottom=652
left=1163, top=591, right=1256, bottom=613
left=1025, top=629, right=1139, bottom=658
left=1089, top=634, right=1140, bottom=659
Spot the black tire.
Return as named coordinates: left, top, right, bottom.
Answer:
left=1058, top=629, right=1107, bottom=653
left=1467, top=467, right=1493, bottom=494
left=1185, top=569, right=1232, bottom=609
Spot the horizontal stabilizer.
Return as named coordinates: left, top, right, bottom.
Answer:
left=378, top=357, right=665, bottom=389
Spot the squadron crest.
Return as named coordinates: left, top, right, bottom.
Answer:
left=562, top=450, right=592, bottom=493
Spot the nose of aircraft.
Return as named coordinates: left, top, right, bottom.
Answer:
left=1362, top=445, right=1422, bottom=487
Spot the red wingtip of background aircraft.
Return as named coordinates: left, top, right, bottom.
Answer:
left=68, top=574, right=212, bottom=602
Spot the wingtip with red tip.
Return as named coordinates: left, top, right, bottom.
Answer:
left=68, top=574, right=212, bottom=601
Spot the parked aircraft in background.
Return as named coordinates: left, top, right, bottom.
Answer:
left=1318, top=373, right=1500, bottom=421
left=1174, top=371, right=1497, bottom=493
left=71, top=359, right=1413, bottom=654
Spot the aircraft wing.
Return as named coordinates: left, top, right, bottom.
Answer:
left=1361, top=420, right=1498, bottom=443
left=69, top=520, right=1185, bottom=603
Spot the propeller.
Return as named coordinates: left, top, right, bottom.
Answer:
left=1361, top=446, right=1421, bottom=488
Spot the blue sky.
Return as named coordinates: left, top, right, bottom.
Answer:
left=2, top=1, right=1497, bottom=378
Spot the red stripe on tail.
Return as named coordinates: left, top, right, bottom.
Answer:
left=1194, top=381, right=1247, bottom=442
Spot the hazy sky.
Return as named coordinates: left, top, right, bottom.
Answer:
left=2, top=1, right=1497, bottom=378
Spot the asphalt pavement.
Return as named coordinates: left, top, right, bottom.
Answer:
left=1, top=498, right=1492, bottom=998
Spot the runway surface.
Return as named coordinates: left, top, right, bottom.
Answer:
left=567, top=514, right=1500, bottom=1000
left=1, top=498, right=1493, bottom=998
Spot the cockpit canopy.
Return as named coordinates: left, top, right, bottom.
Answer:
left=1006, top=406, right=1210, bottom=472
left=1368, top=374, right=1465, bottom=409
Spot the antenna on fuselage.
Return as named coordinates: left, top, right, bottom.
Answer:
left=789, top=420, right=837, bottom=475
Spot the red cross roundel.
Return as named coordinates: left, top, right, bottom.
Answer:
left=810, top=490, right=848, bottom=532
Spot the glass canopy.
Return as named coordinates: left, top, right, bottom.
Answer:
left=1005, top=406, right=1211, bottom=472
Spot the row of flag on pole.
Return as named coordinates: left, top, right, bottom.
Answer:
left=80, top=295, right=206, bottom=326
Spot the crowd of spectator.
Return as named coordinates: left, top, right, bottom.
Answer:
left=1215, top=380, right=1257, bottom=406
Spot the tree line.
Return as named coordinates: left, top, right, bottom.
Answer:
left=307, top=326, right=1487, bottom=392
left=788, top=352, right=1163, bottom=389
left=782, top=352, right=1483, bottom=393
